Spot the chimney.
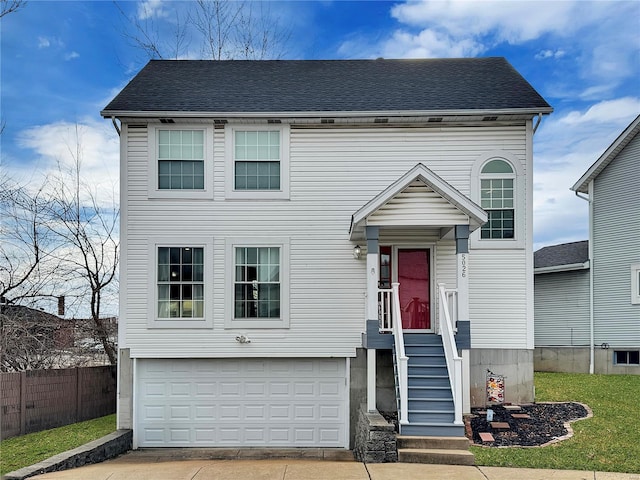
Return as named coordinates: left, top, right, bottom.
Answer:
left=58, top=296, right=65, bottom=317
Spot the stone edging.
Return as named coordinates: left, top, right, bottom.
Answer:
left=471, top=402, right=593, bottom=449
left=2, top=429, right=132, bottom=480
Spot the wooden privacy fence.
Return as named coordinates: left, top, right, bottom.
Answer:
left=1, top=365, right=116, bottom=440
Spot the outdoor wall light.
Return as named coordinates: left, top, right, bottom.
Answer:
left=353, top=245, right=362, bottom=259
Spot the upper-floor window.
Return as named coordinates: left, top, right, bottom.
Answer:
left=148, top=125, right=214, bottom=199
left=235, top=131, right=281, bottom=190
left=225, top=125, right=290, bottom=199
left=632, top=263, right=640, bottom=304
left=480, top=159, right=515, bottom=240
left=470, top=150, right=525, bottom=249
left=158, top=130, right=204, bottom=190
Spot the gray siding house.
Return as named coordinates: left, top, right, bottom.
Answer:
left=534, top=114, right=640, bottom=374
left=102, top=58, right=552, bottom=451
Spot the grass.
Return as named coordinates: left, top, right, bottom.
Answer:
left=471, top=372, right=640, bottom=473
left=0, top=414, right=116, bottom=476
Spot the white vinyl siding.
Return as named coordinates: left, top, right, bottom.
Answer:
left=367, top=181, right=470, bottom=227
left=469, top=249, right=529, bottom=349
left=534, top=270, right=590, bottom=346
left=592, top=132, right=640, bottom=347
left=121, top=123, right=529, bottom=357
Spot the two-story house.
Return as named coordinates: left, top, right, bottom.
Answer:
left=102, top=58, right=551, bottom=451
left=535, top=114, right=640, bottom=374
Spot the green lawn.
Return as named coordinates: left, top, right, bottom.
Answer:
left=471, top=372, right=640, bottom=473
left=0, top=414, right=116, bottom=476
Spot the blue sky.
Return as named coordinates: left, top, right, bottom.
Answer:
left=2, top=0, right=639, bottom=250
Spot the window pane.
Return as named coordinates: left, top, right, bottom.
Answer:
left=233, top=245, right=281, bottom=320
left=481, top=159, right=513, bottom=174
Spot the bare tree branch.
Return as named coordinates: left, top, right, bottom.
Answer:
left=0, top=0, right=26, bottom=18
left=115, top=0, right=289, bottom=63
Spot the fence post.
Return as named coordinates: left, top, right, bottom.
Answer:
left=75, top=368, right=81, bottom=423
left=19, top=371, right=26, bottom=435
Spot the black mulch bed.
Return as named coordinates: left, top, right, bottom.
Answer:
left=470, top=403, right=589, bottom=447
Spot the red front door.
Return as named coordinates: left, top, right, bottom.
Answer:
left=398, top=249, right=431, bottom=330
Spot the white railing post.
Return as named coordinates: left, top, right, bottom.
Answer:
left=438, top=283, right=463, bottom=426
left=377, top=289, right=393, bottom=332
left=391, top=282, right=409, bottom=425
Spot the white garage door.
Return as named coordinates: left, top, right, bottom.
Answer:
left=136, top=358, right=347, bottom=447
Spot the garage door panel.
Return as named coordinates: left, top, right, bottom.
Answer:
left=137, top=358, right=346, bottom=447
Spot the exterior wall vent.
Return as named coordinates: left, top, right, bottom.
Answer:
left=483, top=116, right=498, bottom=121
left=159, top=118, right=175, bottom=124
left=428, top=117, right=443, bottom=123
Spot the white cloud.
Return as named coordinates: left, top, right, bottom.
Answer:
left=38, top=37, right=50, bottom=48
left=532, top=101, right=639, bottom=249
left=13, top=120, right=120, bottom=205
left=558, top=97, right=640, bottom=126
left=380, top=28, right=485, bottom=59
left=137, top=0, right=169, bottom=20
left=390, top=1, right=581, bottom=43
left=64, top=51, right=80, bottom=61
left=535, top=49, right=565, bottom=60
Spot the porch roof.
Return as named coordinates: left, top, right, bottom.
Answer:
left=349, top=164, right=487, bottom=241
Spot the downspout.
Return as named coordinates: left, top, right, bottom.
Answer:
left=575, top=188, right=594, bottom=374
left=532, top=113, right=543, bottom=134
left=111, top=116, right=121, bottom=136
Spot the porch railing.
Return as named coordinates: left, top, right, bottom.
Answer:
left=438, top=283, right=463, bottom=426
left=390, top=283, right=409, bottom=425
left=378, top=288, right=393, bottom=332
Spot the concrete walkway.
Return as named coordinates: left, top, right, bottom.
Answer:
left=27, top=451, right=639, bottom=480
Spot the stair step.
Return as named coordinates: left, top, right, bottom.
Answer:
left=408, top=387, right=453, bottom=399
left=400, top=423, right=465, bottom=437
left=397, top=435, right=471, bottom=450
left=408, top=398, right=454, bottom=410
left=398, top=448, right=475, bottom=465
left=408, top=411, right=455, bottom=423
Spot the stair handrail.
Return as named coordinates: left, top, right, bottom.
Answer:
left=391, top=282, right=409, bottom=425
left=438, top=283, right=463, bottom=426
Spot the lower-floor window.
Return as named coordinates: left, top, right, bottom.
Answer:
left=614, top=350, right=640, bottom=366
left=234, top=246, right=280, bottom=319
left=157, top=246, right=204, bottom=319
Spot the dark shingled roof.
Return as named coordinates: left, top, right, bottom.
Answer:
left=102, top=58, right=552, bottom=115
left=534, top=241, right=589, bottom=269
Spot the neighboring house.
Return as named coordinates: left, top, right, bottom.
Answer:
left=534, top=114, right=640, bottom=375
left=534, top=241, right=590, bottom=372
left=102, top=58, right=551, bottom=450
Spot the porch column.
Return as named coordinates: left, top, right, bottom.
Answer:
left=455, top=225, right=471, bottom=414
left=365, top=226, right=379, bottom=412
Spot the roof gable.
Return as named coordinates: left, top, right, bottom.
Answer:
left=350, top=164, right=487, bottom=239
left=572, top=114, right=640, bottom=193
left=102, top=58, right=552, bottom=117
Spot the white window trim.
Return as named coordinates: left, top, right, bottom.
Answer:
left=632, top=263, right=640, bottom=305
left=148, top=125, right=214, bottom=199
left=225, top=237, right=290, bottom=329
left=470, top=150, right=525, bottom=249
left=147, top=236, right=214, bottom=328
left=224, top=124, right=290, bottom=200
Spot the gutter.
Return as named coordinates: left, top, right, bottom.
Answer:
left=534, top=261, right=590, bottom=274
left=575, top=187, right=595, bottom=374
left=100, top=107, right=553, bottom=120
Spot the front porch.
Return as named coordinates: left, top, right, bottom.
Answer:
left=349, top=164, right=487, bottom=440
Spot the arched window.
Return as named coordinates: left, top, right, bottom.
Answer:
left=480, top=159, right=515, bottom=239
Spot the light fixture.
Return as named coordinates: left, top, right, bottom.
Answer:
left=353, top=245, right=362, bottom=259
